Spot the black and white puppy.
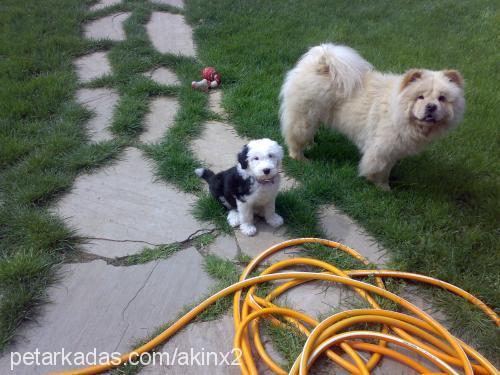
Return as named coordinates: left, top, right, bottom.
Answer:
left=195, top=138, right=284, bottom=236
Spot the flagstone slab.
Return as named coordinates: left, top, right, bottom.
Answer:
left=192, top=121, right=244, bottom=172
left=277, top=281, right=357, bottom=320
left=205, top=234, right=239, bottom=260
left=140, top=315, right=238, bottom=375
left=146, top=12, right=195, bottom=56
left=319, top=204, right=388, bottom=265
left=208, top=90, right=225, bottom=117
left=74, top=52, right=111, bottom=83
left=140, top=97, right=179, bottom=143
left=84, top=12, right=131, bottom=41
left=143, top=67, right=180, bottom=86
left=150, top=0, right=184, bottom=9
left=235, top=220, right=300, bottom=263
left=89, top=0, right=122, bottom=11
left=76, top=88, right=119, bottom=142
left=54, top=147, right=208, bottom=257
left=0, top=248, right=215, bottom=375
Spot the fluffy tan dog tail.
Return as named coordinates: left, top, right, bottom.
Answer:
left=317, top=43, right=372, bottom=97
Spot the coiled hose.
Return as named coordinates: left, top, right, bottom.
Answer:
left=57, top=238, right=499, bottom=375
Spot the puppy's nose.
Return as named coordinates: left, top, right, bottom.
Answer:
left=426, top=103, right=437, bottom=112
left=263, top=168, right=271, bottom=175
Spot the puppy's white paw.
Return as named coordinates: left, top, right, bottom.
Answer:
left=266, top=213, right=284, bottom=228
left=227, top=210, right=240, bottom=227
left=240, top=223, right=257, bottom=236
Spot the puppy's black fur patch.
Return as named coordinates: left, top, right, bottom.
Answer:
left=197, top=166, right=253, bottom=209
left=237, top=145, right=249, bottom=170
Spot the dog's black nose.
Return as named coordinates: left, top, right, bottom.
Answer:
left=426, top=103, right=437, bottom=112
left=263, top=168, right=271, bottom=175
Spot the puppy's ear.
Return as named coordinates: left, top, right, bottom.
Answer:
left=237, top=145, right=249, bottom=169
left=400, top=69, right=423, bottom=90
left=443, top=70, right=464, bottom=88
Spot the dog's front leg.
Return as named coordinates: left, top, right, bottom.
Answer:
left=263, top=199, right=284, bottom=228
left=226, top=209, right=240, bottom=227
left=237, top=200, right=256, bottom=236
left=359, top=150, right=393, bottom=191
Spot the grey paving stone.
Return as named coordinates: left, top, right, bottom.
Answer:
left=192, top=121, right=244, bottom=172
left=319, top=204, right=388, bottom=265
left=205, top=234, right=239, bottom=260
left=89, top=0, right=122, bottom=11
left=235, top=220, right=300, bottom=263
left=150, top=0, right=184, bottom=9
left=146, top=12, right=195, bottom=56
left=143, top=67, right=180, bottom=86
left=0, top=248, right=215, bottom=374
left=140, top=97, right=179, bottom=143
left=208, top=90, right=225, bottom=117
left=74, top=52, right=111, bottom=83
left=75, top=88, right=119, bottom=142
left=276, top=281, right=357, bottom=320
left=140, top=315, right=238, bottom=375
left=54, top=147, right=208, bottom=257
left=192, top=121, right=297, bottom=191
left=84, top=12, right=131, bottom=41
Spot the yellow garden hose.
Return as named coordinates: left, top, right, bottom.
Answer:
left=56, top=238, right=499, bottom=375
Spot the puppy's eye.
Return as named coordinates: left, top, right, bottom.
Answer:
left=417, top=95, right=424, bottom=100
left=438, top=95, right=446, bottom=102
left=268, top=154, right=274, bottom=158
left=253, top=157, right=259, bottom=161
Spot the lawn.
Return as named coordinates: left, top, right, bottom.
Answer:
left=0, top=0, right=498, bottom=365
left=186, top=0, right=499, bottom=357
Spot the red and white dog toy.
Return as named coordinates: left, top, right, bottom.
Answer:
left=192, top=67, right=221, bottom=91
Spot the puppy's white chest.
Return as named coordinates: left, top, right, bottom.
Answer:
left=246, top=178, right=280, bottom=206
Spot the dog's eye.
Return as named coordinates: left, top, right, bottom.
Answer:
left=253, top=157, right=259, bottom=161
left=268, top=154, right=274, bottom=158
left=438, top=95, right=446, bottom=102
left=417, top=95, right=424, bottom=100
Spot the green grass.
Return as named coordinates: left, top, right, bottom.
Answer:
left=183, top=0, right=499, bottom=359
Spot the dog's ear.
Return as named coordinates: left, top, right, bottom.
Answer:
left=400, top=69, right=423, bottom=90
left=443, top=70, right=464, bottom=88
left=237, top=145, right=249, bottom=169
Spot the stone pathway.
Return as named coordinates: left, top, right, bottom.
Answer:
left=0, top=2, right=445, bottom=374
left=89, top=0, right=122, bottom=12
left=140, top=97, right=179, bottom=143
left=84, top=12, right=131, bottom=41
left=75, top=88, right=119, bottom=142
left=146, top=12, right=195, bottom=56
left=143, top=66, right=181, bottom=86
left=74, top=51, right=111, bottom=83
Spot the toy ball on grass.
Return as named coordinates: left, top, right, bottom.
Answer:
left=192, top=66, right=221, bottom=91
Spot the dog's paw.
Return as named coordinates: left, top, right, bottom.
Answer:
left=266, top=213, right=284, bottom=228
left=374, top=181, right=391, bottom=191
left=227, top=210, right=240, bottom=227
left=290, top=152, right=309, bottom=162
left=240, top=223, right=257, bottom=236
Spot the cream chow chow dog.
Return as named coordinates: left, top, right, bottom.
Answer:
left=280, top=43, right=465, bottom=190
